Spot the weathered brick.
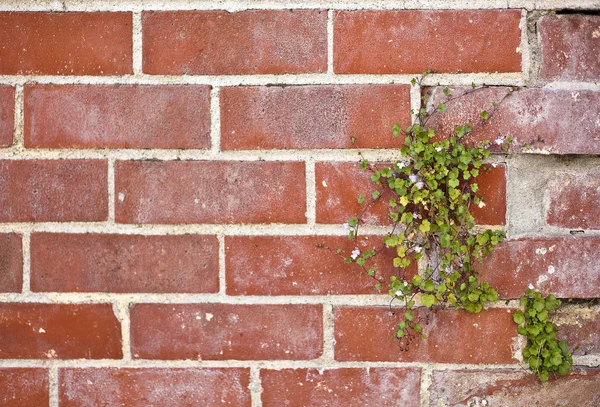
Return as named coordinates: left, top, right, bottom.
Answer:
left=0, top=303, right=122, bottom=359
left=59, top=368, right=251, bottom=407
left=546, top=171, right=600, bottom=229
left=0, top=86, right=14, bottom=147
left=261, top=368, right=421, bottom=407
left=425, top=87, right=600, bottom=154
left=334, top=307, right=516, bottom=363
left=115, top=161, right=306, bottom=224
left=30, top=233, right=218, bottom=293
left=24, top=85, right=211, bottom=149
left=0, top=12, right=132, bottom=75
left=0, top=160, right=108, bottom=222
left=554, top=307, right=600, bottom=356
left=429, top=369, right=600, bottom=407
left=225, top=235, right=415, bottom=296
left=130, top=304, right=322, bottom=360
left=469, top=165, right=506, bottom=226
left=0, top=368, right=49, bottom=407
left=220, top=85, right=410, bottom=150
left=0, top=233, right=22, bottom=292
left=539, top=15, right=600, bottom=81
left=143, top=10, right=327, bottom=75
left=476, top=237, right=600, bottom=298
left=334, top=10, right=521, bottom=74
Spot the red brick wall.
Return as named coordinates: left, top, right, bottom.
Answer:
left=0, top=2, right=599, bottom=406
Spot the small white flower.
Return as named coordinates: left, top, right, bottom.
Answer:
left=396, top=161, right=407, bottom=169
left=494, top=136, right=505, bottom=145
left=416, top=181, right=425, bottom=189
left=395, top=290, right=402, bottom=297
left=343, top=223, right=350, bottom=229
left=409, top=174, right=419, bottom=183
left=403, top=282, right=409, bottom=287
left=435, top=147, right=443, bottom=152
left=478, top=201, right=486, bottom=208
left=491, top=163, right=498, bottom=168
left=412, top=212, right=419, bottom=219
left=528, top=283, right=534, bottom=290
left=414, top=246, right=422, bottom=253
left=350, top=248, right=361, bottom=260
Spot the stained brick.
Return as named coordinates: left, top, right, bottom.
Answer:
left=0, top=368, right=49, bottom=407
left=220, top=85, right=410, bottom=150
left=0, top=233, right=22, bottom=292
left=554, top=307, right=600, bottom=357
left=0, top=86, right=14, bottom=147
left=546, top=171, right=600, bottom=229
left=30, top=233, right=219, bottom=293
left=130, top=304, right=322, bottom=360
left=24, top=85, right=211, bottom=149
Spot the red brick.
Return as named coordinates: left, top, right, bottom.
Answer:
left=0, top=233, right=22, bottom=292
left=261, top=368, right=421, bottom=407
left=429, top=369, right=600, bottom=407
left=334, top=10, right=521, bottom=74
left=0, top=368, right=49, bottom=407
left=425, top=87, right=600, bottom=154
left=115, top=161, right=306, bottom=224
left=554, top=307, right=600, bottom=357
left=0, top=86, right=14, bottom=147
left=130, top=304, right=322, bottom=360
left=0, top=303, right=122, bottom=359
left=143, top=10, right=326, bottom=75
left=334, top=307, right=516, bottom=363
left=24, top=85, right=210, bottom=149
left=59, top=368, right=250, bottom=407
left=476, top=237, right=600, bottom=298
left=0, top=160, right=107, bottom=222
left=540, top=15, right=600, bottom=81
left=220, top=85, right=410, bottom=150
left=469, top=165, right=506, bottom=226
left=547, top=171, right=600, bottom=229
left=30, top=233, right=218, bottom=293
left=226, top=235, right=416, bottom=296
left=0, top=12, right=132, bottom=75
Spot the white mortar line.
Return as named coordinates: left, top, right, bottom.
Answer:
left=21, top=232, right=31, bottom=293
left=519, top=9, right=531, bottom=84
left=114, top=301, right=132, bottom=361
left=305, top=159, right=317, bottom=227
left=321, top=303, right=335, bottom=361
left=543, top=82, right=600, bottom=91
left=12, top=84, right=23, bottom=148
left=132, top=12, right=143, bottom=74
left=218, top=234, right=227, bottom=295
left=49, top=365, right=58, bottom=407
left=210, top=86, right=221, bottom=153
left=107, top=158, right=116, bottom=223
left=327, top=9, right=334, bottom=74
left=419, top=366, right=432, bottom=407
left=250, top=366, right=263, bottom=407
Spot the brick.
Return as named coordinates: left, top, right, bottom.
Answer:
left=334, top=10, right=521, bottom=74
left=425, top=87, right=600, bottom=154
left=0, top=160, right=107, bottom=222
left=30, top=233, right=218, bottom=293
left=115, top=161, right=306, bottom=224
left=334, top=307, right=516, bottom=363
left=546, top=171, right=600, bottom=229
left=225, top=235, right=415, bottom=296
left=220, top=85, right=410, bottom=150
left=540, top=15, right=600, bottom=81
left=0, top=368, right=49, bottom=407
left=261, top=368, right=421, bottom=407
left=143, top=10, right=327, bottom=75
left=24, top=85, right=211, bottom=149
left=476, top=237, right=600, bottom=298
left=130, top=304, right=322, bottom=360
left=0, top=12, right=132, bottom=75
left=316, top=162, right=505, bottom=226
left=0, top=303, right=122, bottom=359
left=0, top=86, right=14, bottom=147
left=429, top=369, right=600, bottom=407
left=59, top=368, right=251, bottom=407
left=554, top=307, right=600, bottom=356
left=0, top=233, right=22, bottom=292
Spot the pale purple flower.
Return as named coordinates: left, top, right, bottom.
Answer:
left=350, top=248, right=361, bottom=260
left=494, top=136, right=505, bottom=145
left=416, top=181, right=425, bottom=189
left=409, top=174, right=419, bottom=183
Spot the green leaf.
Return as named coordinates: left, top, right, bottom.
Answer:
left=419, top=219, right=431, bottom=233
left=480, top=110, right=489, bottom=121
left=357, top=194, right=365, bottom=204
left=437, top=103, right=447, bottom=113
left=513, top=311, right=525, bottom=324
left=421, top=294, right=436, bottom=308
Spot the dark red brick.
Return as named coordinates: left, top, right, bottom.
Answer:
left=0, top=86, right=14, bottom=147
left=115, top=161, right=306, bottom=224
left=130, top=304, right=322, bottom=360
left=547, top=171, right=600, bottom=229
left=30, top=233, right=218, bottom=293
left=0, top=233, right=22, bottom=292
left=0, top=368, right=49, bottom=407
left=220, top=85, right=410, bottom=150
left=0, top=12, right=132, bottom=75
left=0, top=160, right=108, bottom=222
left=554, top=307, right=600, bottom=356
left=469, top=165, right=506, bottom=226
left=24, top=85, right=211, bottom=149
left=143, top=10, right=327, bottom=75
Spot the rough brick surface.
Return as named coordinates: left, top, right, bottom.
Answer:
left=0, top=303, right=122, bottom=359
left=429, top=369, right=600, bottom=407
left=225, top=235, right=415, bottom=295
left=130, top=304, right=322, bottom=360
left=115, top=161, right=306, bottom=224
left=476, top=237, right=600, bottom=298
left=334, top=10, right=521, bottom=74
left=59, top=368, right=251, bottom=407
left=0, top=160, right=108, bottom=222
left=0, top=368, right=49, bottom=407
left=24, top=85, right=211, bottom=149
left=0, top=86, right=14, bottom=148
left=0, top=233, right=22, bottom=292
left=261, top=368, right=421, bottom=407
left=546, top=171, right=600, bottom=229
left=220, top=85, right=410, bottom=150
left=143, top=10, right=327, bottom=75
left=554, top=307, right=600, bottom=356
left=0, top=12, right=132, bottom=75
left=30, top=233, right=219, bottom=293
left=334, top=307, right=517, bottom=363
left=539, top=15, right=600, bottom=81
